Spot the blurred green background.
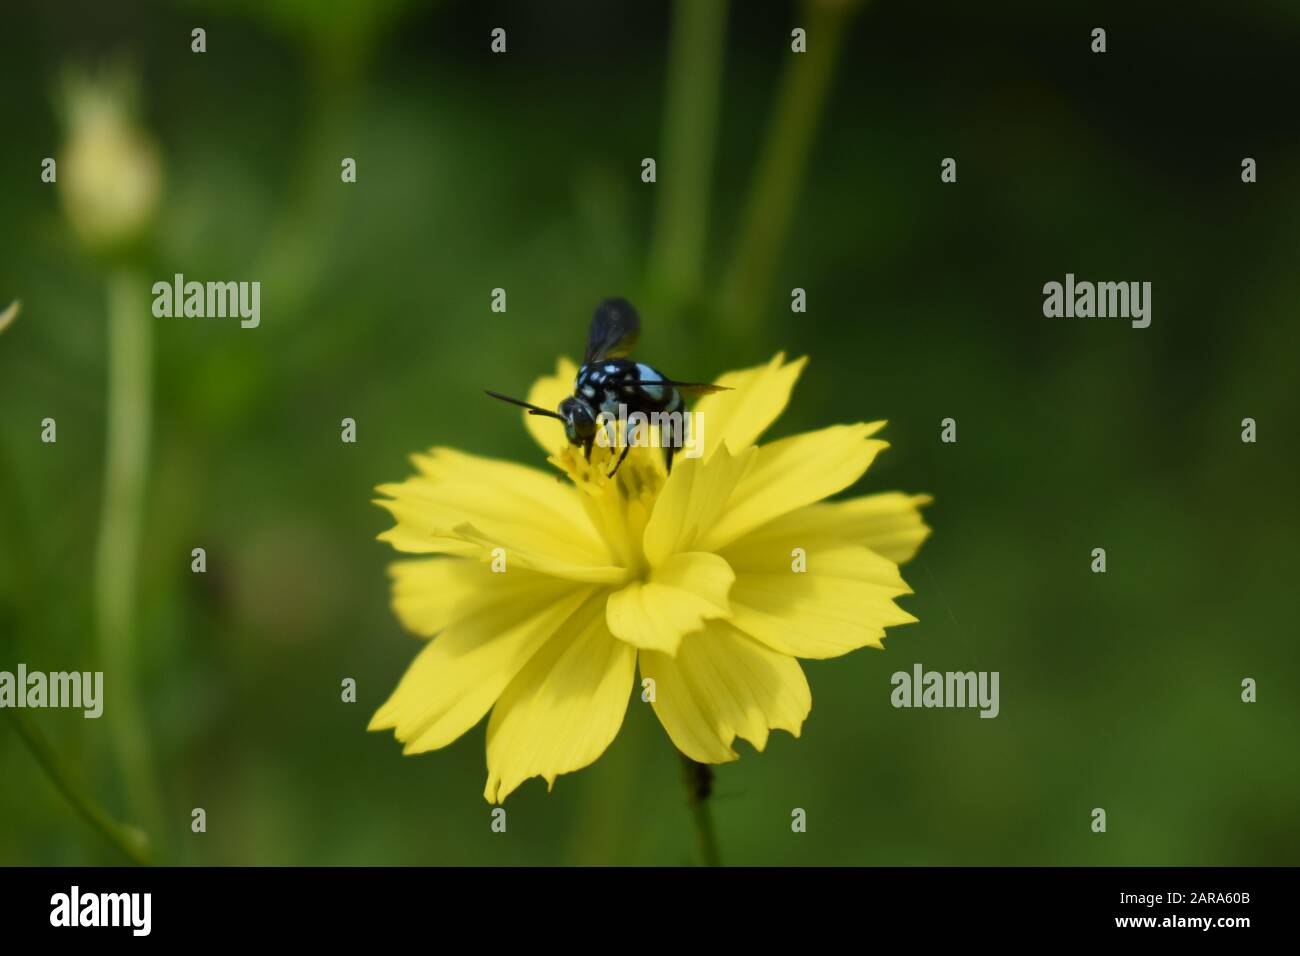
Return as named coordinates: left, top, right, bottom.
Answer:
left=2, top=0, right=1298, bottom=866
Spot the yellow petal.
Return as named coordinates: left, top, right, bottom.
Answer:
left=524, top=356, right=579, bottom=457
left=388, top=558, right=591, bottom=637
left=640, top=620, right=811, bottom=763
left=722, top=535, right=917, bottom=658
left=699, top=423, right=889, bottom=552
left=374, top=514, right=482, bottom=557
left=605, top=552, right=734, bottom=654
left=450, top=522, right=629, bottom=584
left=743, top=492, right=933, bottom=566
left=642, top=441, right=756, bottom=566
left=0, top=300, right=19, bottom=334
left=836, top=492, right=934, bottom=565
left=484, top=594, right=636, bottom=803
left=691, top=353, right=807, bottom=460
left=374, top=447, right=624, bottom=581
left=369, top=585, right=595, bottom=754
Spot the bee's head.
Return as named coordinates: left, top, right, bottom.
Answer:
left=558, top=395, right=598, bottom=444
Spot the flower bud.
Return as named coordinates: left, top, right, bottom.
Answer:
left=58, top=71, right=161, bottom=253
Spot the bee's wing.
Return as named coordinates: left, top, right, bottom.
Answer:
left=661, top=380, right=732, bottom=396
left=585, top=298, right=641, bottom=363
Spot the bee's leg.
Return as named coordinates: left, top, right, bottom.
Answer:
left=608, top=443, right=631, bottom=478
left=656, top=417, right=673, bottom=474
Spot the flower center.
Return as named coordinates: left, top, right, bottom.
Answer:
left=552, top=443, right=665, bottom=581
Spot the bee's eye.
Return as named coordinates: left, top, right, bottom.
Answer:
left=561, top=400, right=597, bottom=438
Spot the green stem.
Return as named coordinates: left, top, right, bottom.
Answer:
left=2, top=429, right=156, bottom=863
left=5, top=710, right=151, bottom=865
left=95, top=270, right=161, bottom=847
left=720, top=0, right=859, bottom=334
left=649, top=0, right=729, bottom=307
left=0, top=301, right=152, bottom=865
left=680, top=752, right=722, bottom=866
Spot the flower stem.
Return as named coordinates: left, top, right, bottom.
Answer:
left=679, top=751, right=722, bottom=866
left=1, top=433, right=151, bottom=864
left=649, top=0, right=729, bottom=308
left=95, top=270, right=161, bottom=848
left=719, top=0, right=859, bottom=335
left=5, top=710, right=152, bottom=865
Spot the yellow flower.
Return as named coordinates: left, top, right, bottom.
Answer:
left=370, top=353, right=931, bottom=802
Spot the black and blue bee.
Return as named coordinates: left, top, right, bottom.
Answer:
left=487, top=298, right=728, bottom=477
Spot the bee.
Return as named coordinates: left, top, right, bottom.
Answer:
left=487, top=298, right=728, bottom=477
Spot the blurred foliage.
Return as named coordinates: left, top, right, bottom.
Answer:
left=1, top=0, right=1298, bottom=865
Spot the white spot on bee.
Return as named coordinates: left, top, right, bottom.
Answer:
left=635, top=364, right=666, bottom=400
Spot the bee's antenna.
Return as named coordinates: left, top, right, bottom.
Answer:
left=485, top=390, right=565, bottom=421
